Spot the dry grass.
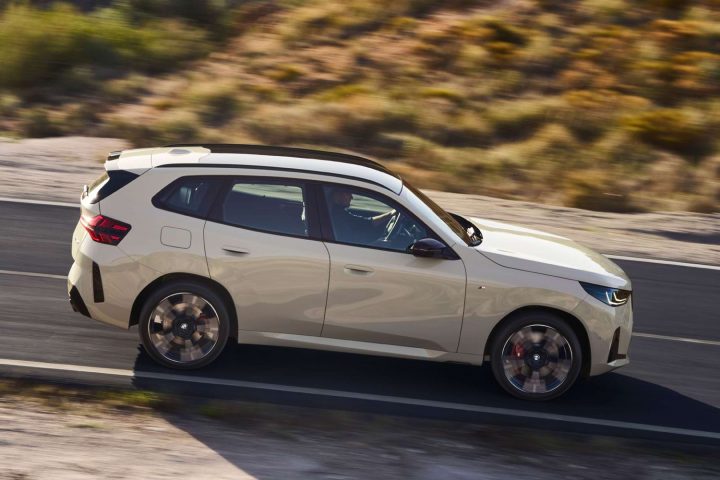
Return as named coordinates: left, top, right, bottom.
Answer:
left=2, top=0, right=720, bottom=212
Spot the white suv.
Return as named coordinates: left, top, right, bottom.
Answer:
left=68, top=144, right=632, bottom=400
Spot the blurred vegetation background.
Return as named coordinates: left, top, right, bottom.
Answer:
left=0, top=0, right=719, bottom=212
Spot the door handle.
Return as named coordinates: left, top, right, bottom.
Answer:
left=343, top=264, right=374, bottom=275
left=222, top=246, right=250, bottom=255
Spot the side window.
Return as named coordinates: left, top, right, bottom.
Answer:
left=217, top=180, right=308, bottom=237
left=152, top=176, right=217, bottom=217
left=322, top=185, right=430, bottom=252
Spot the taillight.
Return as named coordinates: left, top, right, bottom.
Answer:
left=80, top=215, right=131, bottom=245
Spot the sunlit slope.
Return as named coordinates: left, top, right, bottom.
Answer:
left=1, top=0, right=718, bottom=212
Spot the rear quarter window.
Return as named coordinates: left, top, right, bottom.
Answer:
left=86, top=170, right=138, bottom=204
left=152, top=176, right=222, bottom=218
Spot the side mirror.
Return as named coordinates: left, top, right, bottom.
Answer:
left=408, top=238, right=457, bottom=259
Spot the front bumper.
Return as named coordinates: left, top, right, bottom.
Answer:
left=573, top=295, right=633, bottom=376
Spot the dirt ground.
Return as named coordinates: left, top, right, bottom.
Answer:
left=1, top=136, right=718, bottom=265
left=0, top=382, right=717, bottom=480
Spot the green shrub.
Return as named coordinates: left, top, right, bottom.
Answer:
left=418, top=86, right=466, bottom=104
left=485, top=97, right=565, bottom=139
left=102, top=118, right=157, bottom=147
left=416, top=110, right=492, bottom=147
left=56, top=66, right=102, bottom=96
left=0, top=4, right=210, bottom=90
left=183, top=82, right=242, bottom=125
left=381, top=134, right=449, bottom=169
left=155, top=111, right=200, bottom=144
left=102, top=74, right=150, bottom=102
left=590, top=131, right=659, bottom=168
left=19, top=108, right=62, bottom=138
left=622, top=108, right=714, bottom=157
left=580, top=0, right=630, bottom=21
left=458, top=16, right=528, bottom=46
left=245, top=103, right=340, bottom=145
left=267, top=64, right=306, bottom=83
left=0, top=94, right=20, bottom=117
left=60, top=103, right=103, bottom=135
left=317, top=84, right=373, bottom=102
left=121, top=0, right=235, bottom=29
left=563, top=169, right=642, bottom=212
left=281, top=0, right=465, bottom=43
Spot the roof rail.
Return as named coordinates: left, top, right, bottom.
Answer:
left=165, top=144, right=399, bottom=179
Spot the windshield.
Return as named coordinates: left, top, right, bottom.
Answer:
left=404, top=182, right=480, bottom=246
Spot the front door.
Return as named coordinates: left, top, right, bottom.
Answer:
left=319, top=184, right=466, bottom=352
left=204, top=178, right=329, bottom=336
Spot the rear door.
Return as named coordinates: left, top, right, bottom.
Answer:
left=204, top=177, right=330, bottom=336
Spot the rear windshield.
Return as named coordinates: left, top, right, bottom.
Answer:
left=86, top=170, right=138, bottom=204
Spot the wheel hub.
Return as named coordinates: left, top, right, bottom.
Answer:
left=525, top=349, right=548, bottom=369
left=172, top=315, right=197, bottom=340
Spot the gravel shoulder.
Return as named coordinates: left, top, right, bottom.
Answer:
left=1, top=137, right=718, bottom=265
left=0, top=380, right=718, bottom=480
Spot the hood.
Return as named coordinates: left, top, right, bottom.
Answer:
left=469, top=217, right=631, bottom=290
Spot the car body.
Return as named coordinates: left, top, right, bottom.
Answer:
left=68, top=144, right=633, bottom=400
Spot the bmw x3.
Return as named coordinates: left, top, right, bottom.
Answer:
left=68, top=144, right=633, bottom=400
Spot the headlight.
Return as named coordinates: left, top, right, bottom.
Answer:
left=580, top=282, right=631, bottom=307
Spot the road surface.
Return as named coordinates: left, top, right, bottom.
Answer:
left=0, top=200, right=718, bottom=444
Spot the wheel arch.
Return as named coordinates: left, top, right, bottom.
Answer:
left=129, top=272, right=238, bottom=341
left=483, top=305, right=592, bottom=378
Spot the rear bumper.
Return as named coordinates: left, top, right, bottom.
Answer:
left=67, top=237, right=156, bottom=329
left=68, top=285, right=91, bottom=318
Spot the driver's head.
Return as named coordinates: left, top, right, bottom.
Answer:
left=330, top=188, right=353, bottom=208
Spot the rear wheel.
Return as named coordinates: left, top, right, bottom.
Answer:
left=490, top=312, right=582, bottom=401
left=139, top=281, right=230, bottom=369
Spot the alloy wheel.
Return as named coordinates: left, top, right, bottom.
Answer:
left=147, top=292, right=221, bottom=364
left=500, top=324, right=574, bottom=394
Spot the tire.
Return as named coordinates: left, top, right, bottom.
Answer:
left=490, top=312, right=582, bottom=401
left=139, top=280, right=231, bottom=370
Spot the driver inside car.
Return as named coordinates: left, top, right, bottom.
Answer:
left=327, top=187, right=396, bottom=243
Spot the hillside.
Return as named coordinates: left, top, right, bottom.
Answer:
left=1, top=0, right=719, bottom=212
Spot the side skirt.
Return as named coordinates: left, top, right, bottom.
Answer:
left=235, top=331, right=484, bottom=366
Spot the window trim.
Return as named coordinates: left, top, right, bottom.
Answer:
left=151, top=175, right=224, bottom=220
left=206, top=176, right=322, bottom=240
left=315, top=181, right=459, bottom=258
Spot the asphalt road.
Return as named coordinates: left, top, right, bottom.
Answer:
left=1, top=201, right=719, bottom=443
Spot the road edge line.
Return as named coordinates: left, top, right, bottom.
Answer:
left=0, top=196, right=78, bottom=208
left=632, top=332, right=720, bottom=347
left=1, top=357, right=719, bottom=441
left=0, top=269, right=67, bottom=280
left=604, top=255, right=720, bottom=271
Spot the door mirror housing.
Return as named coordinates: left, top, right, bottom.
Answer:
left=408, top=238, right=457, bottom=259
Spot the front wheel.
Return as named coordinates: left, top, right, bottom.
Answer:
left=139, top=281, right=230, bottom=369
left=490, top=313, right=582, bottom=401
